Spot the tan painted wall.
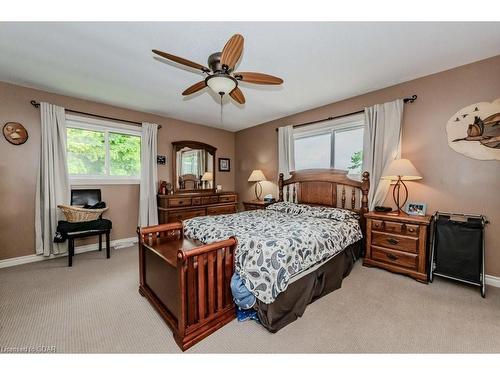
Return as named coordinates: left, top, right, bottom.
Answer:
left=0, top=81, right=235, bottom=260
left=235, top=55, right=500, bottom=277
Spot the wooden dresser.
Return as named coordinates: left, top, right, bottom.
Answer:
left=363, top=211, right=432, bottom=283
left=158, top=192, right=238, bottom=223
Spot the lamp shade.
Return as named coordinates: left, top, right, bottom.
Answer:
left=201, top=172, right=213, bottom=181
left=381, top=159, right=422, bottom=181
left=248, top=169, right=266, bottom=182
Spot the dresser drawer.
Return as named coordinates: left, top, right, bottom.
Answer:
left=191, top=197, right=202, bottom=205
left=371, top=245, right=418, bottom=270
left=372, top=231, right=418, bottom=253
left=168, top=208, right=206, bottom=222
left=168, top=198, right=192, bottom=208
left=207, top=205, right=236, bottom=216
left=218, top=195, right=236, bottom=203
left=201, top=196, right=219, bottom=205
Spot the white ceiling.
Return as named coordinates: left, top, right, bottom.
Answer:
left=1, top=22, right=499, bottom=131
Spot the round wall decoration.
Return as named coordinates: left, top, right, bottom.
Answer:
left=446, top=98, right=500, bottom=161
left=3, top=122, right=29, bottom=145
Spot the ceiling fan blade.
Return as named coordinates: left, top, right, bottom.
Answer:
left=182, top=80, right=207, bottom=96
left=152, top=49, right=209, bottom=72
left=220, top=34, right=244, bottom=71
left=229, top=87, right=245, bottom=104
left=234, top=72, right=283, bottom=85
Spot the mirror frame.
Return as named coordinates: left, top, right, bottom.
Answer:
left=172, top=140, right=217, bottom=194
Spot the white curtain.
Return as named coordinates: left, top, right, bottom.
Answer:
left=139, top=122, right=159, bottom=227
left=35, top=102, right=70, bottom=256
left=278, top=125, right=295, bottom=179
left=362, top=99, right=403, bottom=210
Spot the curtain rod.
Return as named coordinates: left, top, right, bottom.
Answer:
left=30, top=100, right=162, bottom=130
left=275, top=95, right=417, bottom=132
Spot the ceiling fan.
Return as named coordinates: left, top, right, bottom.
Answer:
left=152, top=34, right=283, bottom=104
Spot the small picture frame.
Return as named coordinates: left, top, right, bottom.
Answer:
left=405, top=202, right=427, bottom=216
left=157, top=155, right=166, bottom=165
left=218, top=158, right=230, bottom=172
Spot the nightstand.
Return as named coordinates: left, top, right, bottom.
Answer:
left=243, top=200, right=274, bottom=211
left=363, top=211, right=432, bottom=283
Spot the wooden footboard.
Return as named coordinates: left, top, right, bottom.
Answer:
left=137, top=223, right=237, bottom=351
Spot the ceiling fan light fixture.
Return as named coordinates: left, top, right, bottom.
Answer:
left=205, top=74, right=237, bottom=96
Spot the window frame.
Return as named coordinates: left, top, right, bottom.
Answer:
left=66, top=114, right=142, bottom=185
left=293, top=113, right=364, bottom=173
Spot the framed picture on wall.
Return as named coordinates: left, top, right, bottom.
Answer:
left=218, top=158, right=230, bottom=172
left=405, top=202, right=427, bottom=216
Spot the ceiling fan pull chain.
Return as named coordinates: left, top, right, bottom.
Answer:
left=220, top=93, right=223, bottom=124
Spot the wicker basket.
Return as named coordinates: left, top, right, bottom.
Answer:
left=58, top=204, right=108, bottom=223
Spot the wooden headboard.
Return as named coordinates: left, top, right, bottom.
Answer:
left=278, top=169, right=370, bottom=230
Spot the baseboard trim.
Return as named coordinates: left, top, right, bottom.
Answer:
left=0, top=237, right=138, bottom=269
left=485, top=274, right=500, bottom=288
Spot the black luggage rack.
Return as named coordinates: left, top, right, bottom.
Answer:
left=429, top=211, right=488, bottom=297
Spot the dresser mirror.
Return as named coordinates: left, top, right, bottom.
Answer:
left=172, top=141, right=216, bottom=193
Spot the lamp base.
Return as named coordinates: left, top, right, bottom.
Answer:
left=254, top=182, right=263, bottom=200
left=392, top=177, right=409, bottom=215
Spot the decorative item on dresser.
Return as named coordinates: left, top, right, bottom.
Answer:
left=363, top=211, right=432, bottom=283
left=158, top=191, right=238, bottom=223
left=243, top=200, right=274, bottom=211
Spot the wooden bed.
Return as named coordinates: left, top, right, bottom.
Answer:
left=279, top=169, right=370, bottom=230
left=137, top=169, right=370, bottom=350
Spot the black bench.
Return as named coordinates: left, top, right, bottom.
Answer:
left=65, top=189, right=112, bottom=267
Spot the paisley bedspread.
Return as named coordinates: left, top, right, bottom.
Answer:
left=183, top=203, right=362, bottom=304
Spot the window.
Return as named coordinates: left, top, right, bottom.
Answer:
left=66, top=114, right=141, bottom=184
left=294, top=113, right=364, bottom=178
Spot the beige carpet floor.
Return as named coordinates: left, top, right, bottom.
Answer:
left=1, top=245, right=499, bottom=353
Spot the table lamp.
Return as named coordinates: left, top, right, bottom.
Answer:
left=201, top=171, right=213, bottom=189
left=248, top=170, right=267, bottom=200
left=381, top=159, right=422, bottom=215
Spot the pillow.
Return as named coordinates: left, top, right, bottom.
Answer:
left=266, top=201, right=359, bottom=221
left=302, top=206, right=360, bottom=221
left=265, top=202, right=310, bottom=215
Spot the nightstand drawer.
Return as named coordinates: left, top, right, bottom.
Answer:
left=372, top=231, right=418, bottom=253
left=371, top=245, right=418, bottom=270
left=405, top=224, right=419, bottom=237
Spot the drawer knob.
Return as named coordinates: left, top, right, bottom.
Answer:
left=386, top=253, right=398, bottom=261
left=387, top=238, right=399, bottom=245
left=408, top=228, right=415, bottom=232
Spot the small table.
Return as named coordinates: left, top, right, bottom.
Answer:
left=243, top=200, right=275, bottom=211
left=363, top=211, right=432, bottom=283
